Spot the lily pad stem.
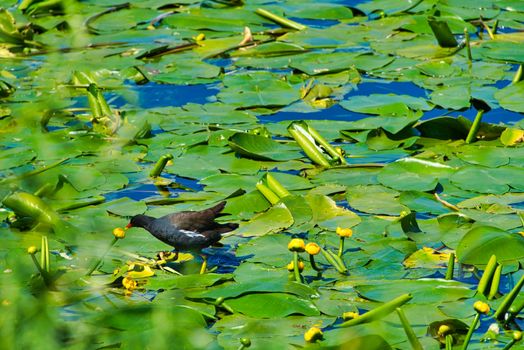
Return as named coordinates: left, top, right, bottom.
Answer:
left=445, top=335, right=453, bottom=350
left=309, top=254, right=322, bottom=272
left=433, top=193, right=459, bottom=211
left=338, top=237, right=345, bottom=258
left=293, top=251, right=301, bottom=283
left=461, top=313, right=480, bottom=350
left=465, top=109, right=485, bottom=144
left=396, top=307, right=423, bottom=350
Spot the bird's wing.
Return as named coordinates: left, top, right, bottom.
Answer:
left=165, top=202, right=226, bottom=232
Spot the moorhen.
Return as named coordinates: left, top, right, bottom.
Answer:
left=126, top=201, right=238, bottom=273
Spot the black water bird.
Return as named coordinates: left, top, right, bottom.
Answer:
left=126, top=201, right=237, bottom=272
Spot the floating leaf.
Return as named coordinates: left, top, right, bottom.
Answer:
left=228, top=132, right=301, bottom=161
left=233, top=203, right=294, bottom=237
left=226, top=293, right=320, bottom=318
left=456, top=226, right=524, bottom=265
left=378, top=158, right=455, bottom=191
left=500, top=127, right=524, bottom=146
left=403, top=247, right=450, bottom=269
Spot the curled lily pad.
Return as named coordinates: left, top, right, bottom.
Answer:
left=228, top=132, right=301, bottom=161
left=456, top=225, right=524, bottom=265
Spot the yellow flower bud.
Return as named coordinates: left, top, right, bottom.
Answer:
left=336, top=227, right=353, bottom=238
left=304, top=326, right=323, bottom=343
left=27, top=246, right=38, bottom=255
left=288, top=238, right=305, bottom=252
left=113, top=227, right=126, bottom=239
left=437, top=324, right=452, bottom=336
left=473, top=301, right=490, bottom=314
left=240, top=338, right=251, bottom=347
left=195, top=33, right=205, bottom=41
left=122, top=276, right=137, bottom=291
left=342, top=311, right=359, bottom=321
left=305, top=242, right=320, bottom=255
left=287, top=260, right=305, bottom=272
left=514, top=331, right=522, bottom=341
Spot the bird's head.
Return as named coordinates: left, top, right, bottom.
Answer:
left=126, top=215, right=151, bottom=229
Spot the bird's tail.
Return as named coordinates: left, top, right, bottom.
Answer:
left=208, top=201, right=227, bottom=216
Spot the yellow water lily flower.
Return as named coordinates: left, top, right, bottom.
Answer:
left=288, top=238, right=305, bottom=252
left=513, top=331, right=522, bottom=341
left=122, top=276, right=137, bottom=291
left=27, top=246, right=38, bottom=255
left=473, top=301, right=490, bottom=314
left=305, top=242, right=320, bottom=255
left=437, top=324, right=451, bottom=337
left=113, top=227, right=126, bottom=239
left=336, top=227, right=353, bottom=238
left=304, top=326, right=323, bottom=343
left=342, top=311, right=359, bottom=320
left=287, top=260, right=305, bottom=272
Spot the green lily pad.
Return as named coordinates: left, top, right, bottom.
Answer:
left=233, top=203, right=294, bottom=237
left=378, top=158, right=455, bottom=191
left=495, top=81, right=524, bottom=113
left=340, top=94, right=432, bottom=116
left=228, top=132, right=301, bottom=161
left=218, top=71, right=299, bottom=108
left=226, top=293, right=320, bottom=318
left=456, top=225, right=524, bottom=265
left=346, top=185, right=406, bottom=215
left=354, top=279, right=475, bottom=303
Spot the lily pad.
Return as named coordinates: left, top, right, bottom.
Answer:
left=456, top=225, right=524, bottom=265
left=228, top=132, right=301, bottom=161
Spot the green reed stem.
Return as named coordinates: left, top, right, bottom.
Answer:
left=445, top=252, right=455, bottom=280
left=256, top=181, right=280, bottom=205
left=340, top=293, right=413, bottom=327
left=255, top=8, right=306, bottom=31
left=495, top=274, right=524, bottom=320
left=150, top=153, right=173, bottom=177
left=488, top=264, right=502, bottom=300
left=477, top=255, right=497, bottom=296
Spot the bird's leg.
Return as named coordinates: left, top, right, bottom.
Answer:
left=199, top=254, right=207, bottom=274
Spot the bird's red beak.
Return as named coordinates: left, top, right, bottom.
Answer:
left=125, top=223, right=133, bottom=229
